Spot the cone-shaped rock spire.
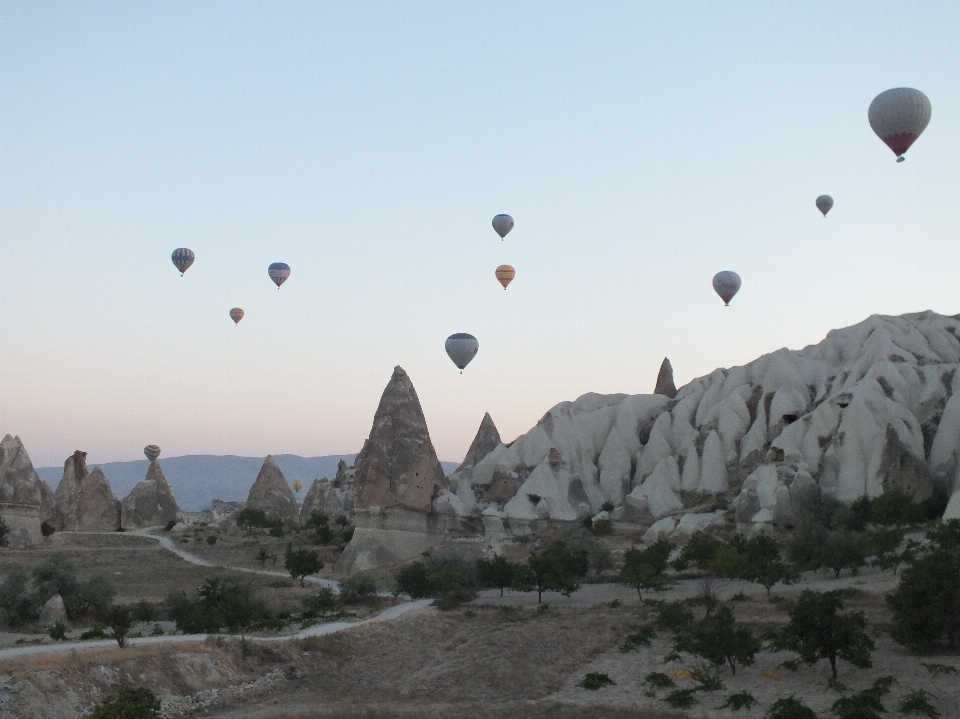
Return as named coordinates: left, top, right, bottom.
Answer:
left=353, top=366, right=445, bottom=513
left=456, top=412, right=502, bottom=472
left=654, top=357, right=678, bottom=398
left=245, top=455, right=300, bottom=524
left=121, top=461, right=181, bottom=529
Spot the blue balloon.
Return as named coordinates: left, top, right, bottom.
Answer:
left=171, top=248, right=195, bottom=276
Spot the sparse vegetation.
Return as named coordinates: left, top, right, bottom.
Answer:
left=576, top=671, right=615, bottom=690
left=339, top=573, right=377, bottom=604
left=619, top=539, right=671, bottom=599
left=88, top=687, right=161, bottom=719
left=778, top=589, right=873, bottom=678
left=284, top=548, right=323, bottom=587
left=767, top=696, right=818, bottom=719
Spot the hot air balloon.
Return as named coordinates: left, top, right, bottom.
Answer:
left=268, top=262, right=291, bottom=289
left=868, top=88, right=931, bottom=162
left=292, top=480, right=303, bottom=493
left=229, top=308, right=244, bottom=325
left=713, top=271, right=741, bottom=306
left=495, top=264, right=515, bottom=289
left=144, top=445, right=161, bottom=462
left=445, top=333, right=479, bottom=373
left=492, top=214, right=514, bottom=240
left=171, top=248, right=195, bottom=276
left=816, top=195, right=834, bottom=217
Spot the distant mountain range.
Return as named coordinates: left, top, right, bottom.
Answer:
left=35, top=454, right=460, bottom=512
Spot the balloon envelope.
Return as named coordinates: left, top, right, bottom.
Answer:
left=171, top=248, right=195, bottom=275
left=144, top=445, right=161, bottom=462
left=445, top=333, right=479, bottom=371
left=816, top=195, right=834, bottom=217
left=229, top=308, right=244, bottom=324
left=268, top=262, right=291, bottom=289
left=495, top=264, right=515, bottom=289
left=292, top=480, right=303, bottom=493
left=712, top=271, right=741, bottom=306
left=492, top=214, right=514, bottom=239
left=868, top=88, right=931, bottom=161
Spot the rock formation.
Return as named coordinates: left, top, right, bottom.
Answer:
left=245, top=455, right=299, bottom=524
left=352, top=366, right=446, bottom=512
left=121, top=461, right=181, bottom=529
left=54, top=452, right=121, bottom=531
left=0, top=435, right=45, bottom=547
left=337, top=366, right=451, bottom=573
left=654, top=357, right=678, bottom=398
left=434, top=312, right=960, bottom=541
left=38, top=594, right=67, bottom=627
left=300, top=477, right=353, bottom=524
left=456, top=413, right=502, bottom=472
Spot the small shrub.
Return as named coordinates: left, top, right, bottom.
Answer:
left=48, top=621, right=66, bottom=641
left=590, top=518, right=613, bottom=536
left=576, top=672, right=615, bottom=690
left=206, top=535, right=218, bottom=546
left=691, top=663, right=725, bottom=691
left=900, top=689, right=940, bottom=718
left=767, top=696, right=818, bottom=719
left=663, top=688, right=698, bottom=708
left=830, top=676, right=892, bottom=719
left=339, top=574, right=377, bottom=603
left=643, top=671, right=675, bottom=692
left=79, top=626, right=108, bottom=640
left=132, top=600, right=155, bottom=624
left=720, top=690, right=757, bottom=710
left=920, top=662, right=958, bottom=677
left=619, top=625, right=655, bottom=652
left=40, top=521, right=55, bottom=537
left=149, top=624, right=164, bottom=636
left=600, top=501, right=615, bottom=512
left=89, top=687, right=161, bottom=719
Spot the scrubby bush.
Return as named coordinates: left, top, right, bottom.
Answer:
left=671, top=533, right=722, bottom=572
left=619, top=539, right=671, bottom=599
left=576, top=672, right=615, bottom=690
left=562, top=529, right=613, bottom=572
left=519, top=540, right=589, bottom=603
left=88, top=687, right=161, bottom=719
left=476, top=555, right=521, bottom=596
left=900, top=688, right=941, bottom=718
left=339, top=574, right=377, bottom=603
left=284, top=548, right=323, bottom=587
left=48, top=621, right=66, bottom=641
left=675, top=604, right=760, bottom=675
left=766, top=696, right=818, bottom=719
left=40, top=521, right=55, bottom=537
left=303, top=587, right=338, bottom=618
left=166, top=576, right=266, bottom=635
left=779, top=589, right=873, bottom=678
left=0, top=515, right=7, bottom=546
left=831, top=676, right=892, bottom=719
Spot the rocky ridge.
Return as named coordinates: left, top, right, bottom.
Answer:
left=430, top=311, right=960, bottom=544
left=120, top=461, right=181, bottom=529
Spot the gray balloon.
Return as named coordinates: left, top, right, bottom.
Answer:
left=445, top=333, right=479, bottom=372
left=712, top=271, right=741, bottom=306
left=492, top=214, right=514, bottom=240
left=816, top=195, right=834, bottom=217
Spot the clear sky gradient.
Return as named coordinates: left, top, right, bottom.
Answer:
left=2, top=2, right=959, bottom=468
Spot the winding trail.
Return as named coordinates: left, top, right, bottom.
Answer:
left=0, top=529, right=429, bottom=661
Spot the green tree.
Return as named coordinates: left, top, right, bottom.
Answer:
left=680, top=604, right=760, bottom=675
left=671, top=533, right=722, bottom=572
left=888, top=520, right=960, bottom=651
left=31, top=551, right=115, bottom=619
left=780, top=590, right=874, bottom=678
left=132, top=600, right=155, bottom=624
left=742, top=534, right=795, bottom=595
left=619, top=540, right=671, bottom=599
left=89, top=687, right=161, bottom=719
left=395, top=562, right=433, bottom=598
left=821, top=531, right=867, bottom=578
left=166, top=576, right=264, bottom=635
left=524, top=540, right=589, bottom=603
left=866, top=526, right=905, bottom=572
left=0, top=565, right=36, bottom=627
left=304, top=586, right=338, bottom=618
left=100, top=604, right=133, bottom=649
left=339, top=574, right=377, bottom=603
left=477, top=555, right=519, bottom=596
left=284, top=548, right=323, bottom=587
left=767, top=696, right=818, bottom=719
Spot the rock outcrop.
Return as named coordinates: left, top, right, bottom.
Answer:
left=431, top=312, right=960, bottom=540
left=300, top=478, right=353, bottom=524
left=121, top=461, right=181, bottom=529
left=352, top=366, right=446, bottom=512
left=337, top=366, right=451, bottom=573
left=0, top=435, right=45, bottom=547
left=456, top=413, right=502, bottom=472
left=55, top=452, right=121, bottom=531
left=39, top=594, right=67, bottom=627
left=654, top=357, right=678, bottom=398
left=245, top=455, right=299, bottom=524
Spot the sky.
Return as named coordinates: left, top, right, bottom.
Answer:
left=2, top=1, right=960, bottom=469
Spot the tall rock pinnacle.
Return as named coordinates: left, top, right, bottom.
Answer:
left=245, top=455, right=300, bottom=524
left=353, top=366, right=445, bottom=513
left=654, top=357, right=678, bottom=398
left=456, top=412, right=502, bottom=472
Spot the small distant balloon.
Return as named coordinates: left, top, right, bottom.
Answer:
left=816, top=195, right=834, bottom=217
left=712, top=271, right=741, bottom=306
left=292, top=480, right=303, bottom=493
left=868, top=88, right=931, bottom=162
left=495, top=264, right=515, bottom=290
left=144, top=445, right=161, bottom=462
left=492, top=214, right=514, bottom=240
left=445, top=333, right=479, bottom=373
left=229, top=308, right=244, bottom=325
left=268, top=262, right=291, bottom=289
left=171, top=248, right=195, bottom=276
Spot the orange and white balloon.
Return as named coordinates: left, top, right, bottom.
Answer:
left=495, top=264, right=515, bottom=290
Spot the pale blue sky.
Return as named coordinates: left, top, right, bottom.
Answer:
left=2, top=1, right=959, bottom=468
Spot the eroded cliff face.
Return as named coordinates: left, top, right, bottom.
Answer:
left=435, top=311, right=960, bottom=540
left=0, top=434, right=45, bottom=547
left=120, top=461, right=181, bottom=529
left=54, top=452, right=121, bottom=532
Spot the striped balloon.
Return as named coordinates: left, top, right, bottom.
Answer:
left=171, top=248, right=195, bottom=276
left=492, top=214, right=514, bottom=240
left=445, top=333, right=479, bottom=373
left=868, top=88, right=931, bottom=162
left=495, top=264, right=515, bottom=289
left=229, top=307, right=244, bottom=325
left=268, top=262, right=291, bottom=289
left=144, top=445, right=161, bottom=462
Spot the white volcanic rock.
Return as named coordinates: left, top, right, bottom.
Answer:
left=245, top=456, right=300, bottom=524
left=121, top=461, right=181, bottom=529
left=39, top=594, right=67, bottom=627
left=444, top=311, right=960, bottom=529
left=300, top=477, right=353, bottom=523
left=0, top=435, right=45, bottom=547
left=55, top=452, right=122, bottom=532
left=456, top=413, right=502, bottom=472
